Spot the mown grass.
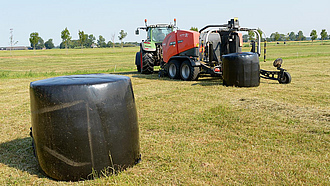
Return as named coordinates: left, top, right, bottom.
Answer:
left=0, top=41, right=329, bottom=185
left=0, top=47, right=137, bottom=78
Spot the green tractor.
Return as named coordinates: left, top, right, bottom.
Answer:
left=135, top=19, right=177, bottom=74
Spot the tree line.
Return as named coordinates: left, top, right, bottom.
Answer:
left=266, top=29, right=329, bottom=42
left=29, top=28, right=136, bottom=50
left=242, top=30, right=329, bottom=42
left=190, top=27, right=329, bottom=43
left=29, top=32, right=55, bottom=50
left=29, top=27, right=330, bottom=50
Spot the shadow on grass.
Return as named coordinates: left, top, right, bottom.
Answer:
left=0, top=137, right=46, bottom=179
left=112, top=71, right=285, bottom=87
left=112, top=71, right=141, bottom=76
left=112, top=70, right=161, bottom=80
left=112, top=71, right=225, bottom=86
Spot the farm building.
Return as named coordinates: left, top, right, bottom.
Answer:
left=0, top=46, right=30, bottom=50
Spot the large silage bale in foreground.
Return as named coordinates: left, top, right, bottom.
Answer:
left=30, top=74, right=141, bottom=181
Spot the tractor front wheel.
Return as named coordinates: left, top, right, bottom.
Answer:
left=180, top=61, right=199, bottom=81
left=278, top=71, right=291, bottom=84
left=141, top=53, right=154, bottom=74
left=167, top=60, right=180, bottom=79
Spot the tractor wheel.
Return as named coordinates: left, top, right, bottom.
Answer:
left=278, top=71, right=291, bottom=84
left=135, top=52, right=141, bottom=72
left=167, top=60, right=180, bottom=79
left=180, top=60, right=200, bottom=81
left=141, top=53, right=154, bottom=74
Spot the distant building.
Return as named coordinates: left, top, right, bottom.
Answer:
left=0, top=46, right=31, bottom=50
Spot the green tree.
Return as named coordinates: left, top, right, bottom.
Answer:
left=84, top=34, right=89, bottom=48
left=279, top=34, right=286, bottom=41
left=270, top=32, right=280, bottom=41
left=289, top=32, right=296, bottom=41
left=97, top=35, right=106, bottom=48
left=320, top=29, right=328, bottom=42
left=78, top=30, right=87, bottom=49
left=36, top=37, right=45, bottom=49
left=69, top=40, right=80, bottom=48
left=118, top=30, right=127, bottom=48
left=296, top=31, right=306, bottom=41
left=310, top=30, right=317, bottom=43
left=285, top=33, right=290, bottom=41
left=85, top=34, right=95, bottom=48
left=190, top=27, right=198, bottom=32
left=242, top=34, right=248, bottom=42
left=274, top=32, right=281, bottom=41
left=29, top=32, right=40, bottom=50
left=45, top=39, right=55, bottom=49
left=107, top=41, right=114, bottom=48
left=61, top=27, right=71, bottom=51
left=248, top=30, right=255, bottom=41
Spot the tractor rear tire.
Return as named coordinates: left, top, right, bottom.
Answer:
left=278, top=71, right=291, bottom=84
left=135, top=52, right=141, bottom=72
left=180, top=60, right=199, bottom=81
left=167, top=60, right=180, bottom=79
left=141, top=53, right=154, bottom=74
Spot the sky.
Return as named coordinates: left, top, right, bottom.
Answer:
left=0, top=0, right=329, bottom=47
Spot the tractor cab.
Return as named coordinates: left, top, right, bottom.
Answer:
left=147, top=25, right=173, bottom=42
left=136, top=20, right=176, bottom=52
left=135, top=19, right=177, bottom=74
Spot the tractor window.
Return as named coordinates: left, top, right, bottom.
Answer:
left=152, top=28, right=172, bottom=42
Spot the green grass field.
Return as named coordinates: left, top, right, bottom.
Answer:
left=0, top=41, right=329, bottom=185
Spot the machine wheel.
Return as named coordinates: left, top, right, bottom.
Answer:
left=180, top=60, right=199, bottom=81
left=222, top=79, right=227, bottom=86
left=167, top=60, right=180, bottom=79
left=141, top=53, right=154, bottom=74
left=135, top=52, right=141, bottom=72
left=278, top=72, right=291, bottom=84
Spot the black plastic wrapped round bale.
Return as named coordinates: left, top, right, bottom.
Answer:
left=30, top=74, right=140, bottom=181
left=222, top=52, right=260, bottom=87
